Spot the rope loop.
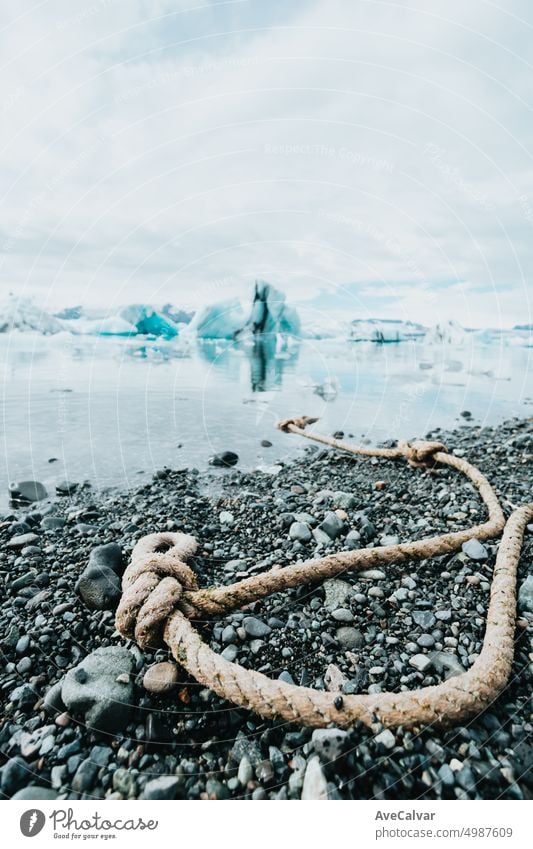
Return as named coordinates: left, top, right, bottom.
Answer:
left=116, top=532, right=198, bottom=649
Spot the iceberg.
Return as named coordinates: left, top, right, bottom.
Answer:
left=313, top=375, right=340, bottom=401
left=425, top=320, right=467, bottom=346
left=0, top=295, right=64, bottom=334
left=60, top=304, right=182, bottom=338
left=54, top=305, right=83, bottom=320
left=119, top=304, right=180, bottom=338
left=185, top=297, right=246, bottom=339
left=238, top=281, right=301, bottom=337
left=64, top=315, right=137, bottom=336
left=350, top=318, right=425, bottom=343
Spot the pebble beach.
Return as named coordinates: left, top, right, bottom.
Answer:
left=1, top=417, right=532, bottom=801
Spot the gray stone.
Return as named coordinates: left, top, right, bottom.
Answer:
left=301, top=756, right=329, bottom=800
left=209, top=451, right=239, bottom=467
left=379, top=534, right=400, bottom=546
left=435, top=609, right=452, bottom=621
left=90, top=745, right=112, bottom=767
left=375, top=729, right=395, bottom=750
left=412, top=610, right=436, bottom=629
left=430, top=651, right=465, bottom=679
left=221, top=645, right=238, bottom=661
left=324, top=663, right=348, bottom=692
left=238, top=756, right=253, bottom=786
left=345, top=530, right=361, bottom=549
left=76, top=564, right=121, bottom=610
left=56, top=481, right=78, bottom=495
left=335, top=626, right=363, bottom=649
left=438, top=764, right=455, bottom=787
left=230, top=731, right=262, bottom=765
left=9, top=683, right=37, bottom=709
left=0, top=757, right=30, bottom=795
left=9, top=481, right=47, bottom=503
left=16, top=634, right=31, bottom=654
left=51, top=765, right=67, bottom=790
left=88, top=542, right=124, bottom=575
left=75, top=543, right=124, bottom=610
left=72, top=758, right=98, bottom=793
left=417, top=633, right=436, bottom=648
left=359, top=569, right=386, bottom=580
left=243, top=616, right=271, bottom=638
left=113, top=768, right=136, bottom=797
left=61, top=646, right=134, bottom=732
left=312, top=728, right=348, bottom=761
left=456, top=764, right=476, bottom=793
left=221, top=625, right=237, bottom=644
left=461, top=539, right=488, bottom=561
left=11, top=787, right=58, bottom=800
left=289, top=521, right=312, bottom=543
left=142, top=776, right=182, bottom=800
left=312, top=528, right=332, bottom=546
left=6, top=532, right=39, bottom=549
left=16, top=657, right=32, bottom=674
left=332, top=491, right=356, bottom=509
left=409, top=654, right=433, bottom=673
left=323, top=578, right=351, bottom=610
left=518, top=575, right=533, bottom=614
left=41, top=516, right=66, bottom=530
left=331, top=608, right=354, bottom=623
left=318, top=511, right=344, bottom=540
left=293, top=512, right=317, bottom=526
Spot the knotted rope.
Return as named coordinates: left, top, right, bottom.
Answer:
left=115, top=417, right=532, bottom=729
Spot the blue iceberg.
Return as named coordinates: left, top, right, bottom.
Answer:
left=238, top=281, right=301, bottom=337
left=119, top=304, right=180, bottom=338
left=186, top=297, right=246, bottom=339
left=61, top=304, right=182, bottom=338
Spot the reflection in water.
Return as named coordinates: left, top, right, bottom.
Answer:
left=248, top=333, right=300, bottom=392
left=197, top=334, right=301, bottom=392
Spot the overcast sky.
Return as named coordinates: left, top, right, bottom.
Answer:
left=1, top=0, right=532, bottom=327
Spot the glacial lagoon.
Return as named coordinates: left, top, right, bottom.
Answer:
left=1, top=331, right=531, bottom=509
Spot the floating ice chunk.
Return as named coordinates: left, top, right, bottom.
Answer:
left=313, top=375, right=340, bottom=401
left=0, top=295, right=64, bottom=334
left=425, top=320, right=467, bottom=346
left=186, top=297, right=245, bottom=339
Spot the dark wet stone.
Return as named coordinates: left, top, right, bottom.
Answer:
left=209, top=451, right=239, bottom=467
left=9, top=481, right=47, bottom=504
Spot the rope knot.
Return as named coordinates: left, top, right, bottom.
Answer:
left=398, top=439, right=447, bottom=467
left=277, top=415, right=319, bottom=433
left=115, top=532, right=198, bottom=649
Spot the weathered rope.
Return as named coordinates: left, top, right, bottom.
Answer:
left=115, top=417, right=532, bottom=728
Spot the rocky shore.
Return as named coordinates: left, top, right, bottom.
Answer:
left=1, top=418, right=532, bottom=801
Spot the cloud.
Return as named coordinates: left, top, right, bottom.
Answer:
left=0, top=0, right=531, bottom=327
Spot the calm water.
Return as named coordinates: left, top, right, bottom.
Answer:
left=1, top=331, right=531, bottom=509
